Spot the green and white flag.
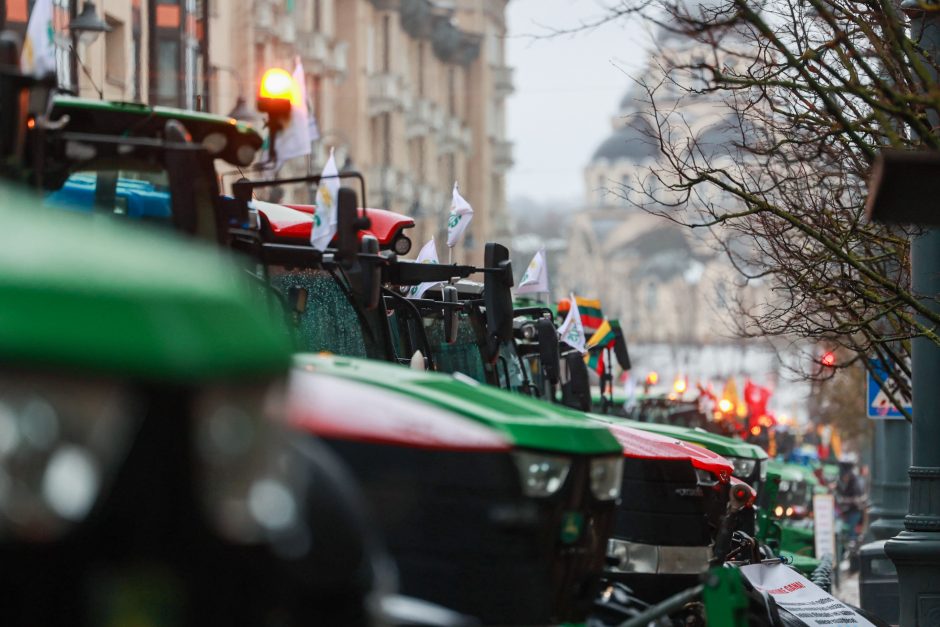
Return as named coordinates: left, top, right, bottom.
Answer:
left=276, top=58, right=312, bottom=168
left=310, top=147, right=339, bottom=251
left=407, top=237, right=444, bottom=299
left=21, top=0, right=56, bottom=77
left=557, top=293, right=586, bottom=353
left=516, top=247, right=548, bottom=295
left=446, top=181, right=473, bottom=248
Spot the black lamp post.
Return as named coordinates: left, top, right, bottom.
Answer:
left=69, top=1, right=111, bottom=96
left=70, top=2, right=111, bottom=46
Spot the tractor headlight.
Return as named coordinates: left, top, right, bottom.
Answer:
left=729, top=457, right=757, bottom=479
left=607, top=538, right=658, bottom=574
left=0, top=373, right=136, bottom=542
left=201, top=131, right=228, bottom=156
left=607, top=538, right=711, bottom=575
left=512, top=451, right=571, bottom=498
left=194, top=381, right=311, bottom=558
left=590, top=456, right=623, bottom=500
left=392, top=234, right=412, bottom=255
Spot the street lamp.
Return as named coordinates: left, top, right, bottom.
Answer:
left=70, top=2, right=112, bottom=46
left=68, top=1, right=111, bottom=97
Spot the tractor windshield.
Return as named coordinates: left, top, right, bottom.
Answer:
left=268, top=266, right=385, bottom=360
left=777, top=478, right=812, bottom=510
left=45, top=168, right=173, bottom=227
left=425, top=313, right=487, bottom=382
left=41, top=154, right=220, bottom=241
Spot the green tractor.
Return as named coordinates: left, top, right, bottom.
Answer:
left=767, top=460, right=828, bottom=561
left=10, top=86, right=632, bottom=624
left=0, top=179, right=398, bottom=625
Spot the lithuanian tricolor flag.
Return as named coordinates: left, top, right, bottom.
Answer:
left=585, top=319, right=620, bottom=374
left=558, top=297, right=604, bottom=335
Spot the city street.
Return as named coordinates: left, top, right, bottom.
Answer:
left=1, top=0, right=936, bottom=625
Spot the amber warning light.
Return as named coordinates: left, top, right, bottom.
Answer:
left=257, top=68, right=295, bottom=118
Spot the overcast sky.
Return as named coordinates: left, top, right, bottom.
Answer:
left=505, top=0, right=649, bottom=206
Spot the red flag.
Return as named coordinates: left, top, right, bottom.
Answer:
left=744, top=379, right=771, bottom=418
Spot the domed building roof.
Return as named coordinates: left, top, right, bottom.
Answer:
left=618, top=82, right=648, bottom=114
left=591, top=116, right=659, bottom=163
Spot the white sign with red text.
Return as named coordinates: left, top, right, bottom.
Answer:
left=813, top=493, right=837, bottom=561
left=740, top=563, right=874, bottom=626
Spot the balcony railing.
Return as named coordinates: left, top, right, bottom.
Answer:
left=492, top=139, right=513, bottom=170
left=255, top=1, right=274, bottom=38
left=331, top=41, right=348, bottom=77
left=368, top=73, right=404, bottom=117
left=279, top=14, right=296, bottom=43
left=491, top=65, right=514, bottom=98
left=406, top=98, right=433, bottom=139
left=300, top=31, right=330, bottom=68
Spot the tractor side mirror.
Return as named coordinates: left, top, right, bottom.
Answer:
left=443, top=285, right=459, bottom=344
left=287, top=286, right=308, bottom=314
left=536, top=318, right=560, bottom=384
left=163, top=119, right=202, bottom=234
left=612, top=326, right=631, bottom=370
left=483, top=242, right=514, bottom=345
left=562, top=350, right=591, bottom=411
left=360, top=234, right=382, bottom=310
left=336, top=186, right=360, bottom=268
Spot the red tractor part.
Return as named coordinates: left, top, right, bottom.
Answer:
left=285, top=203, right=415, bottom=254
left=255, top=201, right=415, bottom=253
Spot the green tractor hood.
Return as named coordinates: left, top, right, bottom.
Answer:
left=767, top=460, right=808, bottom=483
left=0, top=184, right=290, bottom=380
left=293, top=353, right=623, bottom=456
left=768, top=460, right=825, bottom=493
left=620, top=420, right=767, bottom=461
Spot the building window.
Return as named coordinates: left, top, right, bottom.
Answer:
left=381, top=13, right=390, bottom=72
left=155, top=39, right=179, bottom=105
left=417, top=42, right=425, bottom=97
left=365, top=23, right=374, bottom=74
left=447, top=67, right=456, bottom=116
left=105, top=18, right=125, bottom=88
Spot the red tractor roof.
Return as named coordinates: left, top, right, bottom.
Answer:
left=254, top=201, right=415, bottom=248
left=287, top=367, right=512, bottom=453
left=604, top=422, right=733, bottom=480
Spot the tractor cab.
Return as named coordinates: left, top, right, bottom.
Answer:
left=23, top=96, right=263, bottom=245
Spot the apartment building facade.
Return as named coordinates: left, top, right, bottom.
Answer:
left=4, top=0, right=513, bottom=261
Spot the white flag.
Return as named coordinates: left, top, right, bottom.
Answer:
left=20, top=0, right=56, bottom=77
left=310, top=147, right=339, bottom=251
left=446, top=182, right=474, bottom=248
left=275, top=59, right=312, bottom=167
left=407, top=238, right=445, bottom=299
left=516, top=248, right=549, bottom=295
left=557, top=294, right=586, bottom=353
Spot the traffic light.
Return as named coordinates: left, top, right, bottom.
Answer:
left=820, top=351, right=836, bottom=368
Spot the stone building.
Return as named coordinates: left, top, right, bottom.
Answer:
left=3, top=0, right=513, bottom=261
left=558, top=24, right=766, bottom=347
